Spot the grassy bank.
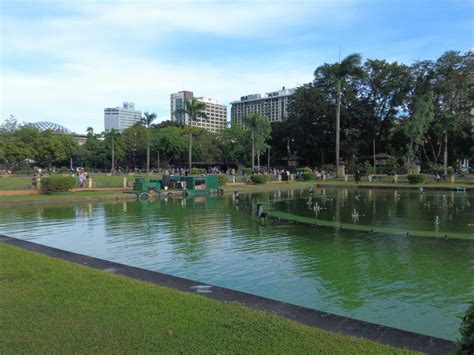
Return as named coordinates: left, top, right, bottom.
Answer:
left=0, top=190, right=135, bottom=205
left=223, top=179, right=471, bottom=193
left=0, top=244, right=414, bottom=354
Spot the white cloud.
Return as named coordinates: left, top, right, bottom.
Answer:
left=0, top=0, right=359, bottom=132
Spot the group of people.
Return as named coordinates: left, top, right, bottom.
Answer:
left=31, top=167, right=48, bottom=188
left=74, top=169, right=89, bottom=188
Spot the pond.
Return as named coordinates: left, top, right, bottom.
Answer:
left=1, top=187, right=473, bottom=341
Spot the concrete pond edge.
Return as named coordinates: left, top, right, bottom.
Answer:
left=0, top=235, right=457, bottom=354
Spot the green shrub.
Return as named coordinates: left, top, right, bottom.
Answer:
left=407, top=174, right=426, bottom=184
left=385, top=156, right=400, bottom=175
left=242, top=168, right=253, bottom=175
left=250, top=174, right=268, bottom=184
left=321, top=164, right=336, bottom=173
left=296, top=167, right=312, bottom=173
left=457, top=301, right=474, bottom=354
left=211, top=174, right=227, bottom=186
left=447, top=167, right=455, bottom=176
left=302, top=172, right=316, bottom=181
left=41, top=176, right=76, bottom=193
left=190, top=168, right=206, bottom=175
left=58, top=166, right=70, bottom=174
left=363, top=161, right=375, bottom=175
left=347, top=162, right=361, bottom=174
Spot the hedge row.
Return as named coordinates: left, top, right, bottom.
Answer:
left=41, top=176, right=76, bottom=193
left=250, top=174, right=268, bottom=184
left=407, top=174, right=426, bottom=184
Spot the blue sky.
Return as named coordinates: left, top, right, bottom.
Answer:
left=1, top=0, right=472, bottom=133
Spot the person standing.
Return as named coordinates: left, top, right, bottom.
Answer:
left=355, top=170, right=361, bottom=184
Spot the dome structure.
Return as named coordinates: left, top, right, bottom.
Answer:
left=30, top=121, right=72, bottom=134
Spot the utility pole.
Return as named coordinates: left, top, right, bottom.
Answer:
left=267, top=147, right=270, bottom=169
left=373, top=139, right=376, bottom=173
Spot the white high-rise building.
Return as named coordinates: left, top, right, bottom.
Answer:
left=231, top=87, right=295, bottom=125
left=104, top=102, right=142, bottom=132
left=170, top=91, right=227, bottom=133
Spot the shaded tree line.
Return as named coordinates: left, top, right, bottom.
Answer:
left=270, top=50, right=473, bottom=173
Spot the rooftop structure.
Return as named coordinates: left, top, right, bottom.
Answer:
left=231, top=86, right=295, bottom=125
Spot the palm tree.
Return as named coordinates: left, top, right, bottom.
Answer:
left=141, top=112, right=157, bottom=173
left=332, top=53, right=363, bottom=175
left=173, top=99, right=208, bottom=171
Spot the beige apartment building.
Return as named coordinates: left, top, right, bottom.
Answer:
left=170, top=91, right=227, bottom=133
left=231, top=86, right=295, bottom=125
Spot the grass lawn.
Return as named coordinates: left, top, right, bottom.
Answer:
left=0, top=173, right=158, bottom=190
left=0, top=190, right=135, bottom=205
left=0, top=244, right=414, bottom=354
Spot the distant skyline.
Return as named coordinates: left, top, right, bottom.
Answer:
left=1, top=0, right=472, bottom=134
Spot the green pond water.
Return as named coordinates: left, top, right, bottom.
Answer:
left=0, top=188, right=473, bottom=340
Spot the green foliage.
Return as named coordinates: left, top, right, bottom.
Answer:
left=242, top=168, right=253, bottom=175
left=218, top=125, right=251, bottom=165
left=211, top=174, right=228, bottom=186
left=243, top=113, right=272, bottom=167
left=191, top=168, right=206, bottom=175
left=250, top=174, right=268, bottom=184
left=385, top=156, right=401, bottom=175
left=457, top=301, right=474, bottom=354
left=58, top=166, right=70, bottom=174
left=41, top=175, right=76, bottom=193
left=321, top=164, right=336, bottom=174
left=301, top=172, right=316, bottom=181
left=362, top=161, right=375, bottom=175
left=296, top=167, right=312, bottom=173
left=447, top=167, right=454, bottom=176
left=152, top=126, right=187, bottom=163
left=407, top=174, right=426, bottom=184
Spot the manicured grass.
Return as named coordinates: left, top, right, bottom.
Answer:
left=0, top=244, right=414, bottom=354
left=224, top=179, right=472, bottom=193
left=0, top=173, right=163, bottom=190
left=0, top=190, right=135, bottom=205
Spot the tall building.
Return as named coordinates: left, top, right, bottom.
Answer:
left=170, top=91, right=227, bottom=133
left=104, top=102, right=142, bottom=132
left=231, top=86, right=295, bottom=125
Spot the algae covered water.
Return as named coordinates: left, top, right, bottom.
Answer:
left=0, top=188, right=473, bottom=340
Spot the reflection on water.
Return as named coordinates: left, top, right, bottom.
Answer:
left=0, top=188, right=473, bottom=340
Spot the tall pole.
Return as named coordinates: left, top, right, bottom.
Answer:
left=267, top=147, right=270, bottom=170
left=373, top=139, right=376, bottom=173
left=157, top=150, right=160, bottom=171
left=335, top=80, right=342, bottom=176
left=111, top=134, right=115, bottom=172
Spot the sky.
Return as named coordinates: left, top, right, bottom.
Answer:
left=0, top=0, right=472, bottom=134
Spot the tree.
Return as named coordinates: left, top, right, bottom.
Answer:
left=243, top=113, right=271, bottom=168
left=173, top=98, right=208, bottom=171
left=420, top=51, right=472, bottom=173
left=402, top=92, right=434, bottom=166
left=103, top=129, right=122, bottom=171
left=152, top=126, right=187, bottom=164
left=141, top=112, right=157, bottom=173
left=121, top=125, right=147, bottom=169
left=327, top=53, right=363, bottom=174
left=218, top=125, right=251, bottom=165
